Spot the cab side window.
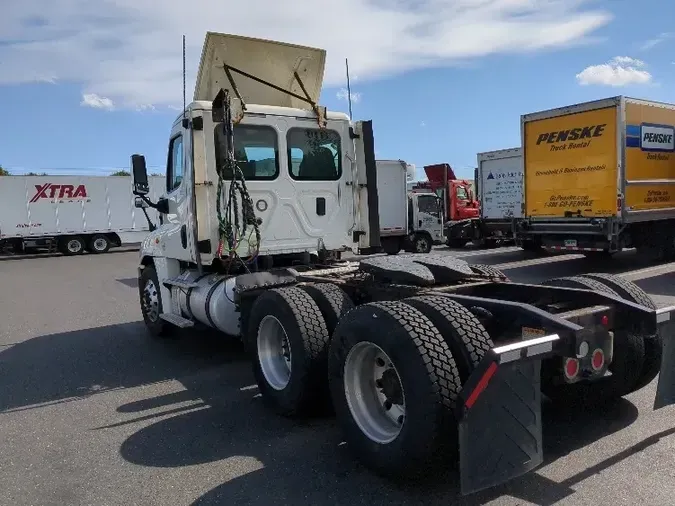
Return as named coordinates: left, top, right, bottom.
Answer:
left=167, top=135, right=184, bottom=192
left=456, top=186, right=468, bottom=200
left=417, top=195, right=441, bottom=216
left=287, top=128, right=342, bottom=181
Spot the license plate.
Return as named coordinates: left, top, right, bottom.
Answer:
left=564, top=239, right=577, bottom=248
left=522, top=326, right=546, bottom=339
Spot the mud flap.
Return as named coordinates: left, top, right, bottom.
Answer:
left=457, top=334, right=559, bottom=496
left=654, top=306, right=675, bottom=410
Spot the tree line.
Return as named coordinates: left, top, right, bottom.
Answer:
left=0, top=166, right=162, bottom=177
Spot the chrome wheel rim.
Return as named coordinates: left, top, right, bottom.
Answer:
left=416, top=238, right=429, bottom=252
left=67, top=239, right=82, bottom=253
left=343, top=341, right=406, bottom=444
left=142, top=279, right=160, bottom=322
left=257, top=315, right=292, bottom=390
left=93, top=238, right=107, bottom=251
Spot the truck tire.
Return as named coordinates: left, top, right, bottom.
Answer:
left=520, top=240, right=541, bottom=252
left=541, top=275, right=622, bottom=295
left=469, top=263, right=509, bottom=281
left=579, top=273, right=661, bottom=391
left=412, top=234, right=432, bottom=254
left=89, top=234, right=111, bottom=254
left=59, top=236, right=86, bottom=256
left=328, top=300, right=462, bottom=479
left=299, top=283, right=355, bottom=336
left=139, top=265, right=172, bottom=338
left=540, top=276, right=645, bottom=402
left=447, top=238, right=468, bottom=248
left=404, top=296, right=493, bottom=382
left=248, top=287, right=331, bottom=417
left=381, top=237, right=401, bottom=255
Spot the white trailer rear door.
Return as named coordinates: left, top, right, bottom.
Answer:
left=376, top=160, right=407, bottom=236
left=478, top=149, right=523, bottom=220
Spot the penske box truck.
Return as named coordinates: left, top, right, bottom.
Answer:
left=514, top=96, right=675, bottom=256
left=0, top=175, right=166, bottom=255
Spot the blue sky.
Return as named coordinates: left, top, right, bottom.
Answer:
left=1, top=0, right=674, bottom=180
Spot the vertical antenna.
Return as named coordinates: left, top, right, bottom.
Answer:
left=345, top=58, right=353, bottom=121
left=182, top=35, right=187, bottom=120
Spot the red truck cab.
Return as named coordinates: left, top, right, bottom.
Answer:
left=413, top=164, right=478, bottom=222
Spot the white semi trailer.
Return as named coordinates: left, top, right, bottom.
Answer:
left=129, top=32, right=675, bottom=496
left=0, top=175, right=165, bottom=255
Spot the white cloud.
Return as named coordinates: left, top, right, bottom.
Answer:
left=640, top=32, right=672, bottom=51
left=1, top=0, right=611, bottom=110
left=576, top=56, right=652, bottom=87
left=336, top=88, right=361, bottom=103
left=80, top=93, right=114, bottom=110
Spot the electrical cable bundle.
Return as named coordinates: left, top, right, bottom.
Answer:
left=215, top=91, right=261, bottom=269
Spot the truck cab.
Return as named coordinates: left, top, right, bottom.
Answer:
left=413, top=164, right=479, bottom=223
left=408, top=190, right=445, bottom=244
left=132, top=32, right=381, bottom=284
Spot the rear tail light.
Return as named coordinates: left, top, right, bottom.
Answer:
left=564, top=358, right=580, bottom=379
left=617, top=196, right=622, bottom=212
left=601, top=315, right=609, bottom=326
left=591, top=349, right=605, bottom=371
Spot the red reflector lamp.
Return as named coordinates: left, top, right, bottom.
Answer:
left=591, top=349, right=605, bottom=371
left=564, top=358, right=579, bottom=379
left=601, top=315, right=609, bottom=326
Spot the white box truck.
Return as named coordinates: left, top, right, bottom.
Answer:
left=376, top=160, right=444, bottom=254
left=0, top=175, right=166, bottom=255
left=475, top=147, right=523, bottom=245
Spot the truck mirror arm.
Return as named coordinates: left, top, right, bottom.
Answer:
left=133, top=193, right=169, bottom=232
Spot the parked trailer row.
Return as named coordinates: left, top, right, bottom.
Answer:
left=129, top=32, right=675, bottom=496
left=0, top=175, right=165, bottom=255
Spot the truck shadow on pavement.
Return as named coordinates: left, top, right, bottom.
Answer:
left=0, top=318, right=665, bottom=505
left=102, top=331, right=644, bottom=506
left=0, top=322, right=244, bottom=413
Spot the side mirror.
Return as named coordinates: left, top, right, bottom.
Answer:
left=134, top=196, right=148, bottom=209
left=131, top=154, right=149, bottom=195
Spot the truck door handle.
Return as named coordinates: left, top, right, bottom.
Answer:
left=316, top=197, right=326, bottom=216
left=180, top=225, right=187, bottom=249
left=437, top=218, right=441, bottom=224
left=419, top=220, right=422, bottom=227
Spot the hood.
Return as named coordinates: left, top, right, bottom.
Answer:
left=194, top=31, right=326, bottom=110
left=423, top=163, right=458, bottom=184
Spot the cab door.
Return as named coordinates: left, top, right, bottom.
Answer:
left=413, top=193, right=444, bottom=243
left=160, top=125, right=198, bottom=263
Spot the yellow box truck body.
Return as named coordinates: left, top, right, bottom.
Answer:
left=516, top=96, right=675, bottom=254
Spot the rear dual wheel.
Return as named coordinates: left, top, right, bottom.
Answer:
left=329, top=297, right=492, bottom=479
left=248, top=283, right=354, bottom=417
left=249, top=286, right=494, bottom=480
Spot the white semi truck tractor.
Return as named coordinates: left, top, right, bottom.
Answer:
left=131, top=32, right=675, bottom=496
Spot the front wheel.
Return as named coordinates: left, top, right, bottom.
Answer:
left=139, top=265, right=171, bottom=338
left=412, top=234, right=432, bottom=254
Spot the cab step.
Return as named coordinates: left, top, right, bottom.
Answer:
left=159, top=313, right=195, bottom=328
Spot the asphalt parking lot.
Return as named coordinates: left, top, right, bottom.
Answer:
left=2, top=246, right=675, bottom=506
